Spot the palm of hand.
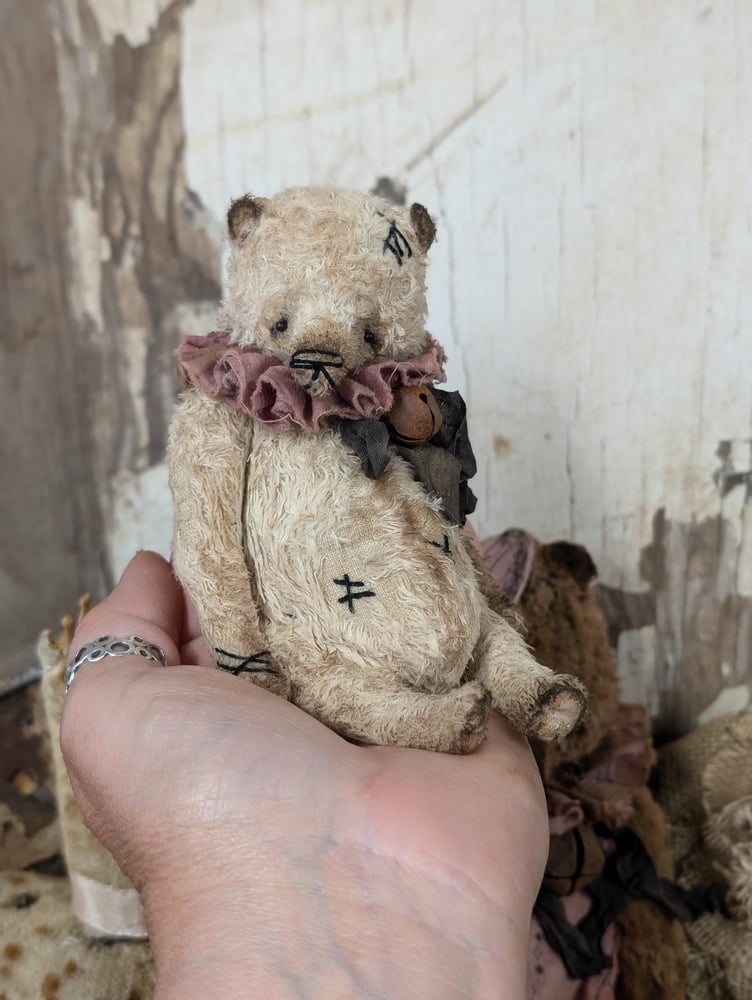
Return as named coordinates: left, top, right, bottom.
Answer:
left=62, top=552, right=546, bottom=999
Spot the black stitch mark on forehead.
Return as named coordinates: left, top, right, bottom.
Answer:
left=378, top=211, right=413, bottom=266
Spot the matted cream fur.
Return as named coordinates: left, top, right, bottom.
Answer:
left=168, top=187, right=586, bottom=752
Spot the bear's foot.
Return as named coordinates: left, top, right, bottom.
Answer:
left=453, top=683, right=492, bottom=753
left=525, top=676, right=588, bottom=742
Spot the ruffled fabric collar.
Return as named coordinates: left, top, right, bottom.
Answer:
left=177, top=331, right=446, bottom=433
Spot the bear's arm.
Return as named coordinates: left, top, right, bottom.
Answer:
left=167, top=390, right=289, bottom=695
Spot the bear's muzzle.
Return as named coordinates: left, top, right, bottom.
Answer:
left=289, top=348, right=345, bottom=393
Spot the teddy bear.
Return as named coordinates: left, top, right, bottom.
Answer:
left=482, top=529, right=688, bottom=999
left=168, top=186, right=587, bottom=752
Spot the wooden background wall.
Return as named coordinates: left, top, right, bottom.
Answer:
left=2, top=0, right=750, bottom=738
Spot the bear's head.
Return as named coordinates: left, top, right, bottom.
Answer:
left=222, top=187, right=437, bottom=395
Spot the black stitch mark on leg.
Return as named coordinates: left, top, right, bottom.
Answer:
left=378, top=212, right=413, bottom=266
left=428, top=534, right=452, bottom=556
left=333, top=574, right=376, bottom=613
left=214, top=648, right=278, bottom=676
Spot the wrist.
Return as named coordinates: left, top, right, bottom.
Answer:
left=141, top=830, right=523, bottom=1000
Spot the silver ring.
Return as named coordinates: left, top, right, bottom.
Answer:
left=65, top=635, right=167, bottom=692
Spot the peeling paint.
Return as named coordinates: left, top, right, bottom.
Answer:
left=0, top=0, right=219, bottom=681
left=739, top=503, right=752, bottom=598
left=616, top=626, right=660, bottom=720
left=492, top=433, right=512, bottom=458
left=370, top=176, right=408, bottom=206
left=599, top=509, right=752, bottom=739
left=714, top=438, right=752, bottom=499
left=68, top=197, right=104, bottom=327
left=697, top=684, right=750, bottom=725
left=108, top=464, right=172, bottom=579
left=88, top=0, right=174, bottom=47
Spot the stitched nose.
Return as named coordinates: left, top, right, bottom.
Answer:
left=289, top=349, right=344, bottom=389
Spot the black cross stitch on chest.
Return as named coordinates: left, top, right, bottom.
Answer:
left=334, top=574, right=376, bottom=613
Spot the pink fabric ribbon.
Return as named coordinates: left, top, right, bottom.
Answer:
left=548, top=704, right=656, bottom=829
left=176, top=331, right=446, bottom=432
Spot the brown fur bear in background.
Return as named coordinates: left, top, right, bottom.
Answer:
left=484, top=531, right=687, bottom=999
left=168, top=187, right=587, bottom=752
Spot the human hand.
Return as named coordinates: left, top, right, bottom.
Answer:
left=61, top=551, right=547, bottom=999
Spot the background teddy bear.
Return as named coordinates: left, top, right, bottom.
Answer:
left=168, top=186, right=587, bottom=753
left=482, top=529, right=687, bottom=999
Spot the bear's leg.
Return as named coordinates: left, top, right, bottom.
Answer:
left=474, top=610, right=587, bottom=742
left=291, top=669, right=491, bottom=753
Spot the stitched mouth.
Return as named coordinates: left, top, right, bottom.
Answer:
left=289, top=349, right=344, bottom=390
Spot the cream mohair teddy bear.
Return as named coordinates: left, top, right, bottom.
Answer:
left=168, top=187, right=586, bottom=752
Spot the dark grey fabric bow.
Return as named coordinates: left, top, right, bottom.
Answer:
left=340, top=388, right=478, bottom=526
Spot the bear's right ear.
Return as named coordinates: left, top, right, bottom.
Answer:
left=545, top=541, right=598, bottom=588
left=227, top=194, right=268, bottom=242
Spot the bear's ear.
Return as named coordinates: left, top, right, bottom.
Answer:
left=410, top=202, right=437, bottom=253
left=545, top=541, right=598, bottom=587
left=227, top=194, right=268, bottom=242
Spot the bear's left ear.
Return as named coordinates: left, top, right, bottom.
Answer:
left=410, top=203, right=437, bottom=253
left=227, top=194, right=268, bottom=242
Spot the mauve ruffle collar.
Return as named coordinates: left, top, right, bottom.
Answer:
left=177, top=330, right=446, bottom=432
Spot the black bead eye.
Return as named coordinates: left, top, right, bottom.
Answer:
left=363, top=328, right=376, bottom=344
left=273, top=317, right=288, bottom=334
